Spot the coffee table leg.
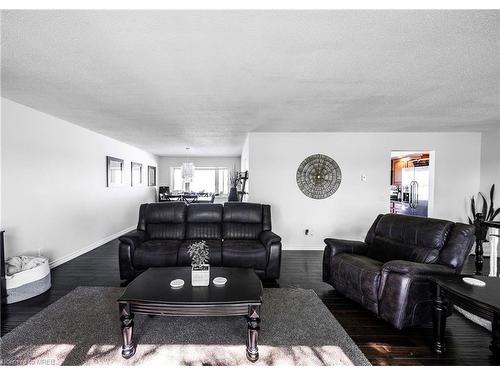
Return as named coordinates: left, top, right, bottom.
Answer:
left=246, top=305, right=261, bottom=362
left=433, top=284, right=447, bottom=354
left=119, top=302, right=136, bottom=359
left=491, top=313, right=500, bottom=357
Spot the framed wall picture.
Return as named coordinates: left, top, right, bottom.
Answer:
left=106, top=156, right=124, bottom=187
left=131, top=162, right=143, bottom=186
left=148, top=165, right=157, bottom=186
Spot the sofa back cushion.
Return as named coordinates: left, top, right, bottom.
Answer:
left=367, top=214, right=453, bottom=263
left=223, top=203, right=265, bottom=240
left=186, top=203, right=223, bottom=239
left=140, top=202, right=187, bottom=240
left=438, top=223, right=475, bottom=271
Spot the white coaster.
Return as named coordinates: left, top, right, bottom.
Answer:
left=170, top=279, right=184, bottom=288
left=213, top=277, right=227, bottom=286
left=462, top=277, right=486, bottom=287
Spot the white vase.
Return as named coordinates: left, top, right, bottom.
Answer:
left=191, top=264, right=210, bottom=286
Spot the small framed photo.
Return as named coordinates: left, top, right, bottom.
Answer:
left=106, top=156, right=124, bottom=187
left=148, top=166, right=157, bottom=186
left=131, top=162, right=143, bottom=186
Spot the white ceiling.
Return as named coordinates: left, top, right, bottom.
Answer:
left=1, top=10, right=499, bottom=156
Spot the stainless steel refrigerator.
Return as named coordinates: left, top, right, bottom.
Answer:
left=401, top=166, right=429, bottom=217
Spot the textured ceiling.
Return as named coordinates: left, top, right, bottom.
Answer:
left=1, top=10, right=499, bottom=156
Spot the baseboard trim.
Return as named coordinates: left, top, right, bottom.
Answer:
left=49, top=226, right=135, bottom=269
left=283, top=245, right=324, bottom=251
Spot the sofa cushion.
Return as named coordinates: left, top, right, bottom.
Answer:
left=371, top=237, right=441, bottom=264
left=145, top=202, right=187, bottom=223
left=223, top=203, right=263, bottom=223
left=330, top=253, right=383, bottom=310
left=222, top=240, right=267, bottom=269
left=133, top=240, right=181, bottom=269
left=147, top=224, right=185, bottom=240
left=178, top=239, right=222, bottom=266
left=223, top=203, right=263, bottom=240
left=144, top=202, right=187, bottom=240
left=367, top=214, right=453, bottom=263
left=186, top=204, right=223, bottom=240
left=438, top=223, right=475, bottom=270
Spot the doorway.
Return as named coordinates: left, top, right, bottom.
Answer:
left=389, top=151, right=434, bottom=217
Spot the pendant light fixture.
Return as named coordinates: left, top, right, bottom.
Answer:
left=181, top=147, right=195, bottom=190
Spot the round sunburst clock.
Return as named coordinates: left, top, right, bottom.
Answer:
left=296, top=154, right=342, bottom=199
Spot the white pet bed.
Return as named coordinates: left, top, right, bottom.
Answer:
left=5, top=257, right=51, bottom=304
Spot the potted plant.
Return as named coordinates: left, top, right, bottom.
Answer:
left=187, top=240, right=210, bottom=286
left=228, top=167, right=240, bottom=202
left=468, top=184, right=500, bottom=274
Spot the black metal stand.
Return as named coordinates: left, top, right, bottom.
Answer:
left=238, top=171, right=249, bottom=202
left=474, top=214, right=486, bottom=275
left=475, top=239, right=484, bottom=275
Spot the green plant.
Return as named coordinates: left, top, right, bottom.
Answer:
left=229, top=166, right=240, bottom=189
left=187, top=240, right=209, bottom=267
left=468, top=184, right=500, bottom=225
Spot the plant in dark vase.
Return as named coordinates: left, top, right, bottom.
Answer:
left=468, top=184, right=500, bottom=275
left=187, top=241, right=210, bottom=286
left=228, top=168, right=240, bottom=202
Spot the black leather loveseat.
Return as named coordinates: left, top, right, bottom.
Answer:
left=323, top=214, right=475, bottom=329
left=119, top=202, right=282, bottom=281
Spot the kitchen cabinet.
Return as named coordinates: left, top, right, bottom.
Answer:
left=392, top=159, right=415, bottom=185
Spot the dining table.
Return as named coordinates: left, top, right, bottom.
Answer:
left=159, top=192, right=215, bottom=203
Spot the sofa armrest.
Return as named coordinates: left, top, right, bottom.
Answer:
left=378, top=260, right=455, bottom=329
left=119, top=230, right=149, bottom=250
left=324, top=238, right=368, bottom=257
left=259, top=231, right=282, bottom=280
left=323, top=239, right=368, bottom=283
left=381, top=260, right=455, bottom=277
left=259, top=230, right=282, bottom=249
left=118, top=230, right=148, bottom=281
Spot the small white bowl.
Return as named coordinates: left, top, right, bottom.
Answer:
left=170, top=279, right=184, bottom=288
left=213, top=277, right=227, bottom=286
left=462, top=277, right=486, bottom=287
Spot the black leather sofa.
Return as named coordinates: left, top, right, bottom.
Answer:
left=119, top=202, right=282, bottom=281
left=323, top=214, right=475, bottom=329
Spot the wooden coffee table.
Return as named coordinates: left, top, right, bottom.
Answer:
left=117, top=267, right=263, bottom=362
left=433, top=275, right=500, bottom=357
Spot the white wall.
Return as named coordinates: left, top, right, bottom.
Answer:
left=480, top=129, right=500, bottom=206
left=240, top=135, right=250, bottom=201
left=247, top=132, right=481, bottom=250
left=158, top=156, right=241, bottom=187
left=1, top=98, right=158, bottom=266
left=241, top=135, right=250, bottom=172
left=478, top=129, right=500, bottom=256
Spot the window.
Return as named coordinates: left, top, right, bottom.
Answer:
left=171, top=167, right=229, bottom=194
left=172, top=167, right=183, bottom=191
left=191, top=168, right=216, bottom=193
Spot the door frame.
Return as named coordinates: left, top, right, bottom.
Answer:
left=390, top=150, right=435, bottom=217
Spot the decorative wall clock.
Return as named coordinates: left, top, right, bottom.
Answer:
left=296, top=154, right=342, bottom=199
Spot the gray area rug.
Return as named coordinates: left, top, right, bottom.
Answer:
left=0, top=287, right=370, bottom=366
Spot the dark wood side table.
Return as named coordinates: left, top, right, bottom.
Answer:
left=0, top=231, right=6, bottom=337
left=433, top=275, right=500, bottom=357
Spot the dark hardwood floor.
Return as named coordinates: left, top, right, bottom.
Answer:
left=1, top=241, right=498, bottom=365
